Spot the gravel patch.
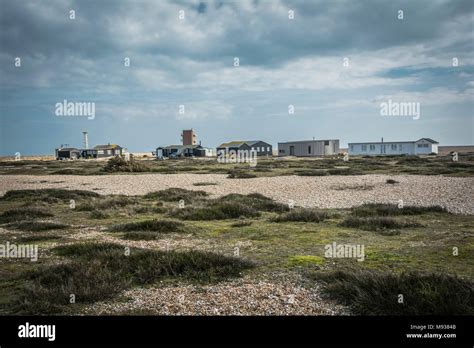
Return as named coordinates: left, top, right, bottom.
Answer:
left=1, top=174, right=473, bottom=214
left=82, top=274, right=348, bottom=316
left=65, top=226, right=229, bottom=253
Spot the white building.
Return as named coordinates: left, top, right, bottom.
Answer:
left=348, top=138, right=439, bottom=156
left=278, top=139, right=340, bottom=157
left=202, top=147, right=215, bottom=157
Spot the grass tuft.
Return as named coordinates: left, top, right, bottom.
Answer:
left=227, top=170, right=257, bottom=179
left=386, top=179, right=399, bottom=184
left=214, top=193, right=289, bottom=213
left=193, top=182, right=218, bottom=186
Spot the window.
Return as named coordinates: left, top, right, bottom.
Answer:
left=391, top=144, right=397, bottom=150
left=399, top=144, right=402, bottom=151
left=308, top=145, right=311, bottom=154
left=417, top=144, right=422, bottom=148
left=279, top=149, right=285, bottom=153
left=361, top=145, right=367, bottom=151
left=324, top=141, right=329, bottom=145
left=267, top=146, right=270, bottom=152
left=369, top=144, right=376, bottom=151
left=257, top=147, right=260, bottom=152
left=423, top=144, right=429, bottom=148
left=350, top=145, right=354, bottom=151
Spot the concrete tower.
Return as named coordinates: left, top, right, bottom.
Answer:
left=82, top=131, right=89, bottom=149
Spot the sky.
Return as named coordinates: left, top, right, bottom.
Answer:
left=0, top=0, right=473, bottom=155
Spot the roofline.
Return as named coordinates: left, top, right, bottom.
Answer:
left=348, top=138, right=439, bottom=145
left=278, top=139, right=339, bottom=144
left=348, top=141, right=415, bottom=145
left=217, top=140, right=270, bottom=147
left=159, top=144, right=203, bottom=149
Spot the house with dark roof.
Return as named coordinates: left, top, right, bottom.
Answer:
left=216, top=140, right=272, bottom=156
left=80, top=149, right=98, bottom=159
left=93, top=144, right=125, bottom=158
left=155, top=144, right=209, bottom=158
left=348, top=138, right=439, bottom=156
left=55, top=147, right=81, bottom=160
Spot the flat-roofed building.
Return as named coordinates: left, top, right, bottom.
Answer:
left=348, top=138, right=438, bottom=156
left=278, top=139, right=340, bottom=157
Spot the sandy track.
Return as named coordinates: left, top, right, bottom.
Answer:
left=1, top=174, right=473, bottom=214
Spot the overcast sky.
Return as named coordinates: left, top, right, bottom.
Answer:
left=0, top=0, right=473, bottom=155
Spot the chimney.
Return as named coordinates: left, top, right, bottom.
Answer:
left=381, top=137, right=384, bottom=143
left=82, top=131, right=89, bottom=149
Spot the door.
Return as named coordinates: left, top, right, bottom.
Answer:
left=289, top=146, right=295, bottom=156
left=324, top=140, right=330, bottom=155
left=381, top=145, right=386, bottom=154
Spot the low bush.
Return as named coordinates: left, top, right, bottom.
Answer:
left=7, top=221, right=68, bottom=232
left=18, top=243, right=254, bottom=314
left=339, top=216, right=421, bottom=231
left=110, top=219, right=187, bottom=233
left=231, top=220, right=253, bottom=227
left=77, top=196, right=139, bottom=211
left=0, top=207, right=54, bottom=223
left=17, top=235, right=62, bottom=243
left=144, top=188, right=208, bottom=203
left=51, top=169, right=80, bottom=175
left=351, top=203, right=448, bottom=217
left=172, top=202, right=260, bottom=220
left=103, top=156, right=149, bottom=173
left=0, top=189, right=99, bottom=202
left=132, top=206, right=167, bottom=214
left=271, top=208, right=330, bottom=223
left=396, top=156, right=430, bottom=164
left=295, top=170, right=328, bottom=176
left=446, top=162, right=473, bottom=169
left=89, top=210, right=109, bottom=219
left=313, top=269, right=474, bottom=315
left=327, top=168, right=363, bottom=175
